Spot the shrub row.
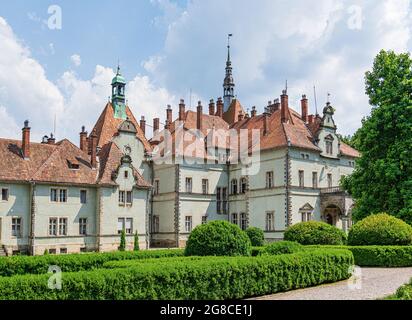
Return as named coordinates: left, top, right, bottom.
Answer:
left=0, top=249, right=354, bottom=300
left=284, top=221, right=347, bottom=245
left=0, top=249, right=184, bottom=277
left=306, top=245, right=412, bottom=267
left=388, top=282, right=412, bottom=300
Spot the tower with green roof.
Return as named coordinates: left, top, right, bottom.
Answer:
left=111, top=65, right=127, bottom=120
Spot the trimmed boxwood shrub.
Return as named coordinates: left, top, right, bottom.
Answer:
left=0, top=249, right=184, bottom=277
left=306, top=245, right=412, bottom=267
left=390, top=282, right=412, bottom=300
left=185, top=221, right=252, bottom=257
left=284, top=221, right=347, bottom=245
left=245, top=227, right=265, bottom=247
left=348, top=213, right=412, bottom=246
left=0, top=249, right=354, bottom=300
left=260, top=241, right=303, bottom=256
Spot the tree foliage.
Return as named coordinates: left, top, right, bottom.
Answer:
left=342, top=50, right=412, bottom=223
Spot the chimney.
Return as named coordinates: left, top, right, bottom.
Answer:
left=140, top=116, right=146, bottom=135
left=89, top=133, right=97, bottom=169
left=238, top=112, right=244, bottom=122
left=209, top=99, right=215, bottom=116
left=80, top=126, right=88, bottom=153
left=165, top=120, right=170, bottom=130
left=47, top=133, right=56, bottom=145
left=197, top=101, right=203, bottom=131
left=216, top=97, right=224, bottom=118
left=22, top=120, right=30, bottom=160
left=281, top=90, right=289, bottom=123
left=166, top=105, right=173, bottom=124
left=274, top=98, right=281, bottom=112
left=179, top=99, right=186, bottom=121
left=263, top=113, right=269, bottom=136
left=301, top=94, right=308, bottom=123
left=251, top=106, right=257, bottom=117
left=153, top=118, right=160, bottom=134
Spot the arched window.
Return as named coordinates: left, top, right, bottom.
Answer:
left=231, top=179, right=238, bottom=195
left=240, top=177, right=247, bottom=194
left=325, top=135, right=334, bottom=155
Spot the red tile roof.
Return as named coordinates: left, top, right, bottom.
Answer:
left=223, top=99, right=245, bottom=124
left=91, top=103, right=151, bottom=152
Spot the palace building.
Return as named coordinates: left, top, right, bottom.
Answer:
left=0, top=45, right=359, bottom=255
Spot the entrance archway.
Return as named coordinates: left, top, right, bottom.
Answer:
left=323, top=205, right=342, bottom=226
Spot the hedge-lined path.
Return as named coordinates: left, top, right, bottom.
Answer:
left=251, top=268, right=412, bottom=300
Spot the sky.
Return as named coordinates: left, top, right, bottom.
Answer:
left=0, top=0, right=411, bottom=143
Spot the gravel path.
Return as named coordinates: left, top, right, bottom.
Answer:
left=251, top=268, right=412, bottom=300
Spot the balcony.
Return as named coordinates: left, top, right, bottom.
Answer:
left=320, top=187, right=344, bottom=195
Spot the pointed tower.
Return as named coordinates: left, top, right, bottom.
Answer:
left=223, top=34, right=235, bottom=112
left=111, top=65, right=127, bottom=120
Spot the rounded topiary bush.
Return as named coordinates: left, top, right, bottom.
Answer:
left=184, top=220, right=252, bottom=257
left=245, top=227, right=265, bottom=247
left=348, top=213, right=412, bottom=246
left=261, top=241, right=303, bottom=256
left=284, top=221, right=347, bottom=245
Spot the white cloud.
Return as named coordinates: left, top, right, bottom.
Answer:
left=0, top=105, right=19, bottom=139
left=148, top=0, right=412, bottom=134
left=0, top=16, right=64, bottom=141
left=70, top=54, right=81, bottom=67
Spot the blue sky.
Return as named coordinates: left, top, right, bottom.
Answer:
left=0, top=0, right=411, bottom=142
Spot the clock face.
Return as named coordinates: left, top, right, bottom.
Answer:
left=124, top=145, right=132, bottom=155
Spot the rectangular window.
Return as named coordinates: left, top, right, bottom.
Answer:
left=49, top=218, right=58, bottom=236
left=216, top=187, right=221, bottom=213
left=119, top=191, right=125, bottom=205
left=48, top=249, right=57, bottom=255
left=312, top=172, right=318, bottom=189
left=124, top=170, right=129, bottom=179
left=240, top=213, right=247, bottom=231
left=50, top=189, right=58, bottom=202
left=59, top=218, right=67, bottom=236
left=60, top=248, right=67, bottom=254
left=125, top=218, right=133, bottom=234
left=202, top=216, right=207, bottom=225
left=326, top=140, right=333, bottom=155
left=154, top=180, right=160, bottom=195
left=152, top=215, right=160, bottom=233
left=202, top=179, right=209, bottom=195
left=126, top=191, right=133, bottom=205
left=185, top=178, right=193, bottom=193
left=11, top=218, right=22, bottom=238
left=185, top=216, right=192, bottom=233
left=301, top=212, right=312, bottom=222
left=266, top=171, right=274, bottom=189
left=328, top=174, right=333, bottom=188
left=80, top=190, right=87, bottom=204
left=59, top=189, right=67, bottom=203
left=117, top=218, right=125, bottom=234
left=1, top=188, right=9, bottom=201
left=79, top=218, right=87, bottom=235
left=299, top=170, right=305, bottom=188
left=50, top=189, right=67, bottom=203
left=222, top=188, right=228, bottom=214
left=266, top=212, right=275, bottom=231
left=231, top=213, right=239, bottom=226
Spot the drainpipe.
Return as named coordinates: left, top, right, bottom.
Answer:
left=286, top=139, right=292, bottom=227
left=29, top=181, right=36, bottom=256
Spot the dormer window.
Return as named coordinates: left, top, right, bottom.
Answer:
left=67, top=158, right=80, bottom=170
left=124, top=170, right=129, bottom=179
left=325, top=135, right=334, bottom=155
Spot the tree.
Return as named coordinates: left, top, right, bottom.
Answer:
left=119, top=230, right=126, bottom=251
left=133, top=231, right=140, bottom=251
left=342, top=50, right=412, bottom=223
left=337, top=134, right=359, bottom=149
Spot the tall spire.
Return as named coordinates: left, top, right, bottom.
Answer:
left=111, top=62, right=127, bottom=120
left=223, top=34, right=235, bottom=112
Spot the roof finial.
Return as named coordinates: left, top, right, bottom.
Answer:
left=327, top=92, right=331, bottom=104
left=227, top=33, right=233, bottom=64
left=117, top=58, right=121, bottom=75
left=285, top=80, right=288, bottom=94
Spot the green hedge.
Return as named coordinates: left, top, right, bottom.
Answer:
left=388, top=282, right=412, bottom=300
left=0, top=249, right=184, bottom=277
left=0, top=249, right=354, bottom=300
left=284, top=221, right=347, bottom=245
left=245, top=227, right=265, bottom=247
left=306, top=245, right=412, bottom=267
left=260, top=241, right=303, bottom=256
